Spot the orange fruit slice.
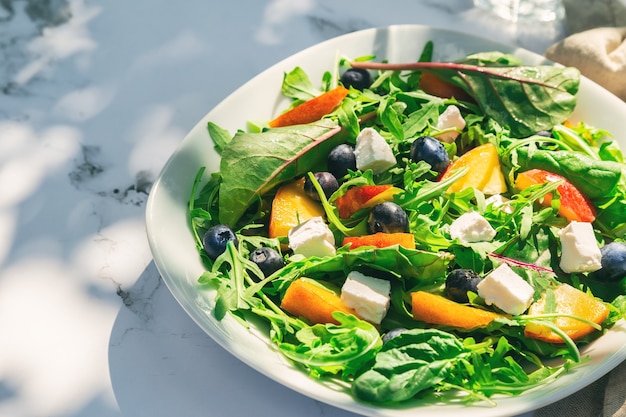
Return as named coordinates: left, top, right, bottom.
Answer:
left=440, top=143, right=507, bottom=195
left=411, top=291, right=505, bottom=330
left=524, top=284, right=609, bottom=343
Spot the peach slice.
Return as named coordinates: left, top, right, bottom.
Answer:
left=269, top=178, right=325, bottom=238
left=281, top=278, right=356, bottom=325
left=524, top=284, right=609, bottom=343
left=441, top=143, right=507, bottom=195
left=515, top=169, right=596, bottom=223
left=334, top=185, right=401, bottom=219
left=411, top=291, right=505, bottom=330
left=343, top=232, right=416, bottom=250
left=268, top=86, right=349, bottom=128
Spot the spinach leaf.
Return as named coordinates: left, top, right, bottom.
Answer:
left=218, top=119, right=343, bottom=226
left=353, top=329, right=465, bottom=402
left=513, top=146, right=622, bottom=199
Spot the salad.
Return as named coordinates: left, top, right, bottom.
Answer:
left=188, top=40, right=626, bottom=406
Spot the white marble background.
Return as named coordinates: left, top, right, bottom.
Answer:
left=0, top=0, right=619, bottom=416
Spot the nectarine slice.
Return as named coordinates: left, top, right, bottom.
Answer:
left=281, top=278, right=356, bottom=325
left=524, top=284, right=609, bottom=343
left=268, top=86, right=349, bottom=128
left=334, top=185, right=401, bottom=219
left=419, top=72, right=473, bottom=102
left=343, top=232, right=416, bottom=250
left=411, top=291, right=505, bottom=330
left=440, top=143, right=507, bottom=195
left=515, top=169, right=596, bottom=223
left=269, top=179, right=325, bottom=238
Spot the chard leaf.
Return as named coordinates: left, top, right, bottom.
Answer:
left=431, top=64, right=579, bottom=138
left=351, top=60, right=580, bottom=138
left=218, top=119, right=343, bottom=225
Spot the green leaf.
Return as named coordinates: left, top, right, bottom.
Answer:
left=218, top=119, right=343, bottom=225
left=281, top=66, right=320, bottom=101
left=513, top=146, right=622, bottom=199
left=298, top=245, right=453, bottom=287
left=278, top=312, right=382, bottom=377
left=439, top=64, right=580, bottom=138
left=352, top=329, right=465, bottom=402
left=350, top=61, right=580, bottom=138
left=207, top=122, right=233, bottom=154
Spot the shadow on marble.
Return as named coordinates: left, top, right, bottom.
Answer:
left=108, top=261, right=361, bottom=417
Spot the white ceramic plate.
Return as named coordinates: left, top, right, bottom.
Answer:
left=146, top=25, right=626, bottom=417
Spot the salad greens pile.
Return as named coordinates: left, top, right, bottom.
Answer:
left=189, top=41, right=626, bottom=406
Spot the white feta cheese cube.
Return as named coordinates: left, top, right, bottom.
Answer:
left=559, top=221, right=602, bottom=273
left=485, top=194, right=514, bottom=214
left=340, top=271, right=391, bottom=324
left=288, top=216, right=336, bottom=258
left=450, top=211, right=496, bottom=243
left=435, top=105, right=466, bottom=143
left=354, top=128, right=396, bottom=174
left=477, top=264, right=534, bottom=315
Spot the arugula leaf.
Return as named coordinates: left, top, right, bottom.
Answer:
left=207, top=122, right=233, bottom=154
left=279, top=312, right=381, bottom=378
left=280, top=66, right=320, bottom=101
left=198, top=241, right=262, bottom=320
left=218, top=119, right=343, bottom=226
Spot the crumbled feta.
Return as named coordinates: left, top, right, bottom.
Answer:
left=435, top=105, right=466, bottom=143
left=485, top=194, right=514, bottom=214
left=477, top=264, right=534, bottom=315
left=354, top=128, right=396, bottom=174
left=288, top=216, right=336, bottom=258
left=559, top=221, right=602, bottom=273
left=340, top=271, right=391, bottom=324
left=449, top=211, right=496, bottom=243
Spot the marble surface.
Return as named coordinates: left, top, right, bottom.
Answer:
left=0, top=0, right=614, bottom=416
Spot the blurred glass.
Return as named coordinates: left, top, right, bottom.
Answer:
left=473, top=0, right=565, bottom=22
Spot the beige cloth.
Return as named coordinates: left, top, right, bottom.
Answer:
left=544, top=26, right=626, bottom=101
left=605, top=360, right=626, bottom=416
left=534, top=360, right=626, bottom=417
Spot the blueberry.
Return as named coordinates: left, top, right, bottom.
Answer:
left=249, top=247, right=285, bottom=278
left=202, top=224, right=238, bottom=260
left=367, top=202, right=409, bottom=234
left=592, top=242, right=626, bottom=282
left=382, top=328, right=407, bottom=344
left=340, top=68, right=372, bottom=90
left=409, top=136, right=450, bottom=176
left=327, top=144, right=357, bottom=180
left=304, top=172, right=339, bottom=201
left=445, top=269, right=483, bottom=303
